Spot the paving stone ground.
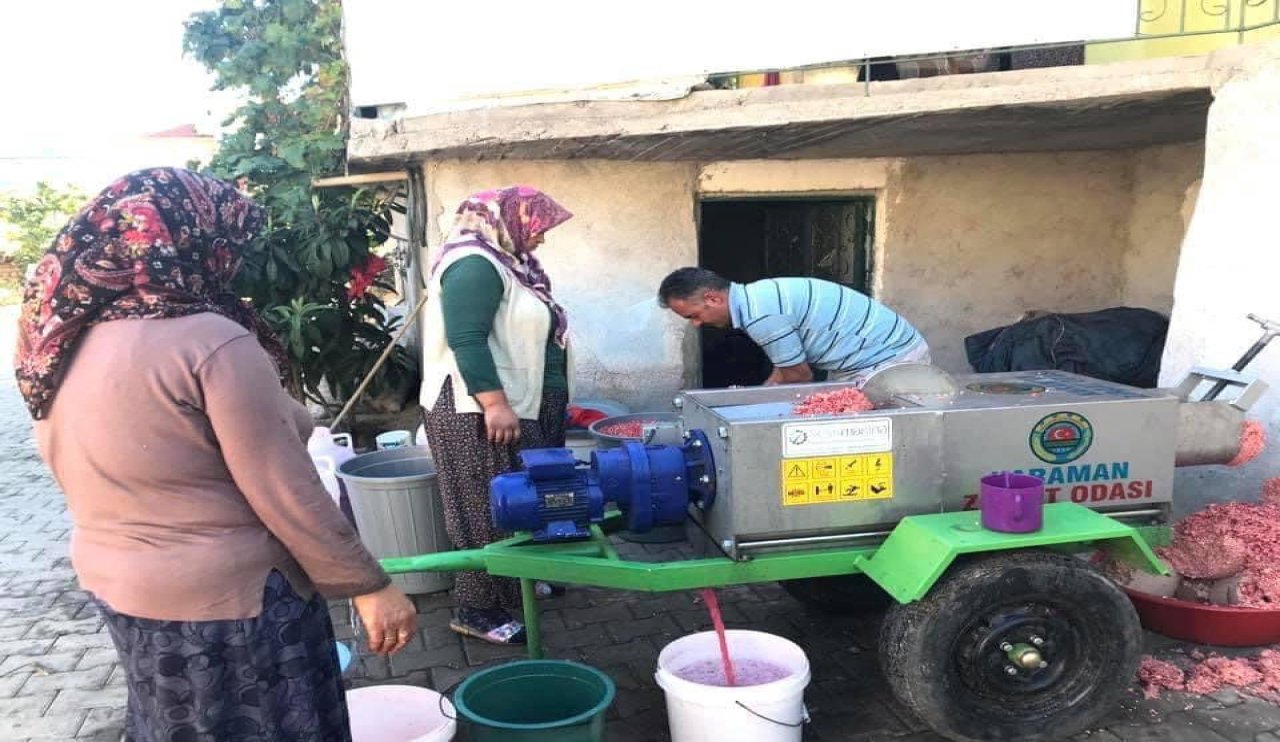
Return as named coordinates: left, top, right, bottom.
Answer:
left=3, top=302, right=1279, bottom=741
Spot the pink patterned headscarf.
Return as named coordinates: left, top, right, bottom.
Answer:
left=433, top=186, right=573, bottom=346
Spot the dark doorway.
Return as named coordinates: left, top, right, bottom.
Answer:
left=697, top=197, right=874, bottom=388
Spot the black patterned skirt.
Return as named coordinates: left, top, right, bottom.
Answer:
left=97, top=570, right=351, bottom=742
left=424, top=380, right=568, bottom=611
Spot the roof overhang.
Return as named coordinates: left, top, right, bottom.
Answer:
left=348, top=53, right=1223, bottom=169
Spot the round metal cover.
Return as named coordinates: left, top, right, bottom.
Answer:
left=966, top=382, right=1047, bottom=395
left=860, top=363, right=959, bottom=407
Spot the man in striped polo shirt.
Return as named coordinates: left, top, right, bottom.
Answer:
left=658, top=267, right=930, bottom=386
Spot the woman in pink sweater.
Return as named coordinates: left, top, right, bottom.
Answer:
left=16, top=168, right=416, bottom=741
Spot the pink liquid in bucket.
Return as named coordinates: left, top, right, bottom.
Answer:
left=675, top=657, right=791, bottom=687
left=979, top=472, right=1045, bottom=533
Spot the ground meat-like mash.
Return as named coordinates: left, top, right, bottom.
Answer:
left=1137, top=657, right=1186, bottom=699
left=1157, top=499, right=1280, bottom=608
left=793, top=388, right=875, bottom=416
left=1227, top=420, right=1266, bottom=467
left=1139, top=651, right=1280, bottom=700
left=596, top=420, right=657, bottom=438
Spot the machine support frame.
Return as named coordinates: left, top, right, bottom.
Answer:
left=379, top=504, right=1166, bottom=659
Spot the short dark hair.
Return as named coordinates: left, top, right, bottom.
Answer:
left=658, top=267, right=729, bottom=307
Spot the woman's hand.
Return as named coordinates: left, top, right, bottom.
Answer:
left=483, top=404, right=521, bottom=445
left=352, top=584, right=418, bottom=655
left=475, top=391, right=521, bottom=445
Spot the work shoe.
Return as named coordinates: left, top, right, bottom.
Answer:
left=450, top=607, right=527, bottom=645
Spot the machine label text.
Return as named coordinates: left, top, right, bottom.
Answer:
left=1015, top=461, right=1130, bottom=484
left=782, top=417, right=892, bottom=458
left=961, top=479, right=1154, bottom=510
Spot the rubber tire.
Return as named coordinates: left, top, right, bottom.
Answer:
left=781, top=575, right=893, bottom=614
left=878, top=550, right=1141, bottom=742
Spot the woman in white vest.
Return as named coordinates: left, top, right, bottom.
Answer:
left=421, top=187, right=573, bottom=644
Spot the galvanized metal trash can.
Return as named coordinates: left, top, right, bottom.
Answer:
left=337, top=446, right=453, bottom=595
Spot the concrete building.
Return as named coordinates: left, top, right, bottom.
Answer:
left=343, top=9, right=1280, bottom=505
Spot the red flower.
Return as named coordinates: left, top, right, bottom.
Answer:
left=347, top=254, right=387, bottom=300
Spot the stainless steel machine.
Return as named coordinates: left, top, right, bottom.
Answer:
left=678, top=362, right=1266, bottom=560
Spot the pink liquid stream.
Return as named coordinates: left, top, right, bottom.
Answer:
left=699, top=588, right=737, bottom=687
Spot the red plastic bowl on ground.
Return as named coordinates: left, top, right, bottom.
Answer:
left=1124, top=588, right=1280, bottom=647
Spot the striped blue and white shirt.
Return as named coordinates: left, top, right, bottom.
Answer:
left=728, top=278, right=923, bottom=372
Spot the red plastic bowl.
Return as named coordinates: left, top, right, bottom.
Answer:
left=1124, top=588, right=1280, bottom=646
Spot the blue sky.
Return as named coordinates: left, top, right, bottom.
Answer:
left=0, top=1, right=224, bottom=155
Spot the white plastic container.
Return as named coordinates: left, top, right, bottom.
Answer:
left=376, top=429, right=412, bottom=450
left=655, top=630, right=810, bottom=742
left=313, top=456, right=341, bottom=505
left=307, top=426, right=356, bottom=503
left=346, top=684, right=456, bottom=741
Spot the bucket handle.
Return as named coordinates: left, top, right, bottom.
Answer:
left=437, top=687, right=456, bottom=721
left=734, top=700, right=810, bottom=728
left=433, top=656, right=527, bottom=723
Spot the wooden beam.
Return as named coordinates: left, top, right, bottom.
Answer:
left=311, top=171, right=407, bottom=188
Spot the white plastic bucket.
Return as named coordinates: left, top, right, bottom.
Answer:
left=655, top=630, right=810, bottom=742
left=347, top=684, right=456, bottom=742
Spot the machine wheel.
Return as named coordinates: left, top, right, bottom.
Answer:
left=878, top=550, right=1141, bottom=742
left=781, top=575, right=892, bottom=614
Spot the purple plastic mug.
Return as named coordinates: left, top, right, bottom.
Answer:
left=979, top=472, right=1045, bottom=533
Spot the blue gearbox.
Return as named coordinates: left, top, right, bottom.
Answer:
left=490, top=431, right=716, bottom=541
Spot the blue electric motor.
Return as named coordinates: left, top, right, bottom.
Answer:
left=490, top=431, right=717, bottom=541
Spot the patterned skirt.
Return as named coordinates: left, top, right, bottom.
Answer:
left=424, top=380, right=568, bottom=611
left=98, top=570, right=350, bottom=742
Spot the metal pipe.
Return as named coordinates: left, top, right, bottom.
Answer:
left=1102, top=508, right=1166, bottom=520
left=521, top=578, right=543, bottom=660
left=1205, top=313, right=1279, bottom=400
left=591, top=525, right=621, bottom=561
left=380, top=548, right=487, bottom=575
left=738, top=529, right=893, bottom=551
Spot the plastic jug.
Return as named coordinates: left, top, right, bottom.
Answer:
left=308, top=426, right=356, bottom=503
left=314, top=456, right=341, bottom=505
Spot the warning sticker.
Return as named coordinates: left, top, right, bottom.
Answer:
left=779, top=453, right=895, bottom=506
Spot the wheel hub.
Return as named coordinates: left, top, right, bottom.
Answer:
left=955, top=603, right=1078, bottom=696
left=1006, top=642, right=1046, bottom=670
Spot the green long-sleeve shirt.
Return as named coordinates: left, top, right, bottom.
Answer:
left=440, top=255, right=568, bottom=396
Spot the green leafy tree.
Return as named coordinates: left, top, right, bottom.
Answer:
left=0, top=182, right=87, bottom=273
left=184, top=0, right=417, bottom=410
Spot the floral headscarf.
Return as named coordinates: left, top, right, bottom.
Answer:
left=14, top=168, right=286, bottom=419
left=432, top=186, right=573, bottom=347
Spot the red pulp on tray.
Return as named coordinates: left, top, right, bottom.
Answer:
left=595, top=419, right=658, bottom=438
